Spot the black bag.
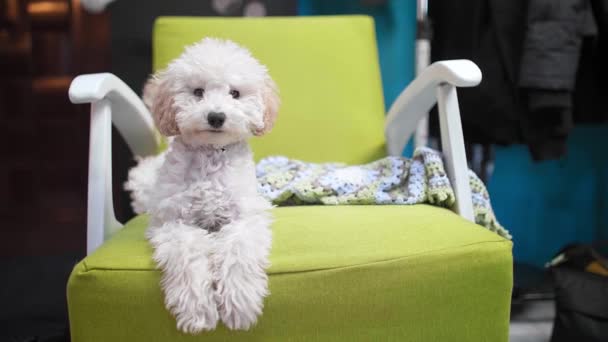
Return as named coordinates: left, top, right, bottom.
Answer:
left=549, top=243, right=608, bottom=342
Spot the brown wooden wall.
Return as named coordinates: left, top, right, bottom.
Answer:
left=0, top=0, right=109, bottom=256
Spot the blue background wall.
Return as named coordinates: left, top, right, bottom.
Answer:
left=489, top=125, right=608, bottom=266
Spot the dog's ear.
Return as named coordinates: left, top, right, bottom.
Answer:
left=142, top=76, right=159, bottom=111
left=144, top=73, right=180, bottom=136
left=254, top=77, right=280, bottom=136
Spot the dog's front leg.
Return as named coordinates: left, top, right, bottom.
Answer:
left=213, top=211, right=272, bottom=330
left=146, top=221, right=219, bottom=333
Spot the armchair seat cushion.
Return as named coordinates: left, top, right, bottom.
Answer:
left=68, top=205, right=512, bottom=341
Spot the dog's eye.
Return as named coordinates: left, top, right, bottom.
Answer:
left=193, top=88, right=204, bottom=97
left=230, top=89, right=240, bottom=99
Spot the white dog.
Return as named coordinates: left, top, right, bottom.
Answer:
left=125, top=38, right=279, bottom=333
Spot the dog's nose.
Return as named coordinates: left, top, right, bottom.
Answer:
left=207, top=112, right=226, bottom=128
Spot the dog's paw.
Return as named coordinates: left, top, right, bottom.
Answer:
left=216, top=267, right=268, bottom=330
left=159, top=267, right=219, bottom=334
left=173, top=302, right=219, bottom=334
left=165, top=282, right=219, bottom=334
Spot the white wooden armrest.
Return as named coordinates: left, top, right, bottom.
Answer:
left=69, top=73, right=158, bottom=157
left=384, top=60, right=482, bottom=222
left=69, top=73, right=159, bottom=254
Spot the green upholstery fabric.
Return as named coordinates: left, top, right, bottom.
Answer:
left=68, top=205, right=512, bottom=341
left=153, top=16, right=386, bottom=164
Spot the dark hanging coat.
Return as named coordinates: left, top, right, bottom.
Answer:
left=429, top=0, right=608, bottom=160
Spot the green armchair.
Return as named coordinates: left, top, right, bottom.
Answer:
left=67, top=16, right=512, bottom=341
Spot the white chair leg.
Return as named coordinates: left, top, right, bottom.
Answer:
left=437, top=84, right=475, bottom=222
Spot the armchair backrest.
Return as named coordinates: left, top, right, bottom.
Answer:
left=153, top=16, right=386, bottom=164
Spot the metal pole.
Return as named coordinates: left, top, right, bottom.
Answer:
left=414, top=0, right=431, bottom=148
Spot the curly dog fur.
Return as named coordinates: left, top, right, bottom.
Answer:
left=125, top=38, right=279, bottom=333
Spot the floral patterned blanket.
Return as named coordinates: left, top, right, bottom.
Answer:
left=256, top=147, right=510, bottom=239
